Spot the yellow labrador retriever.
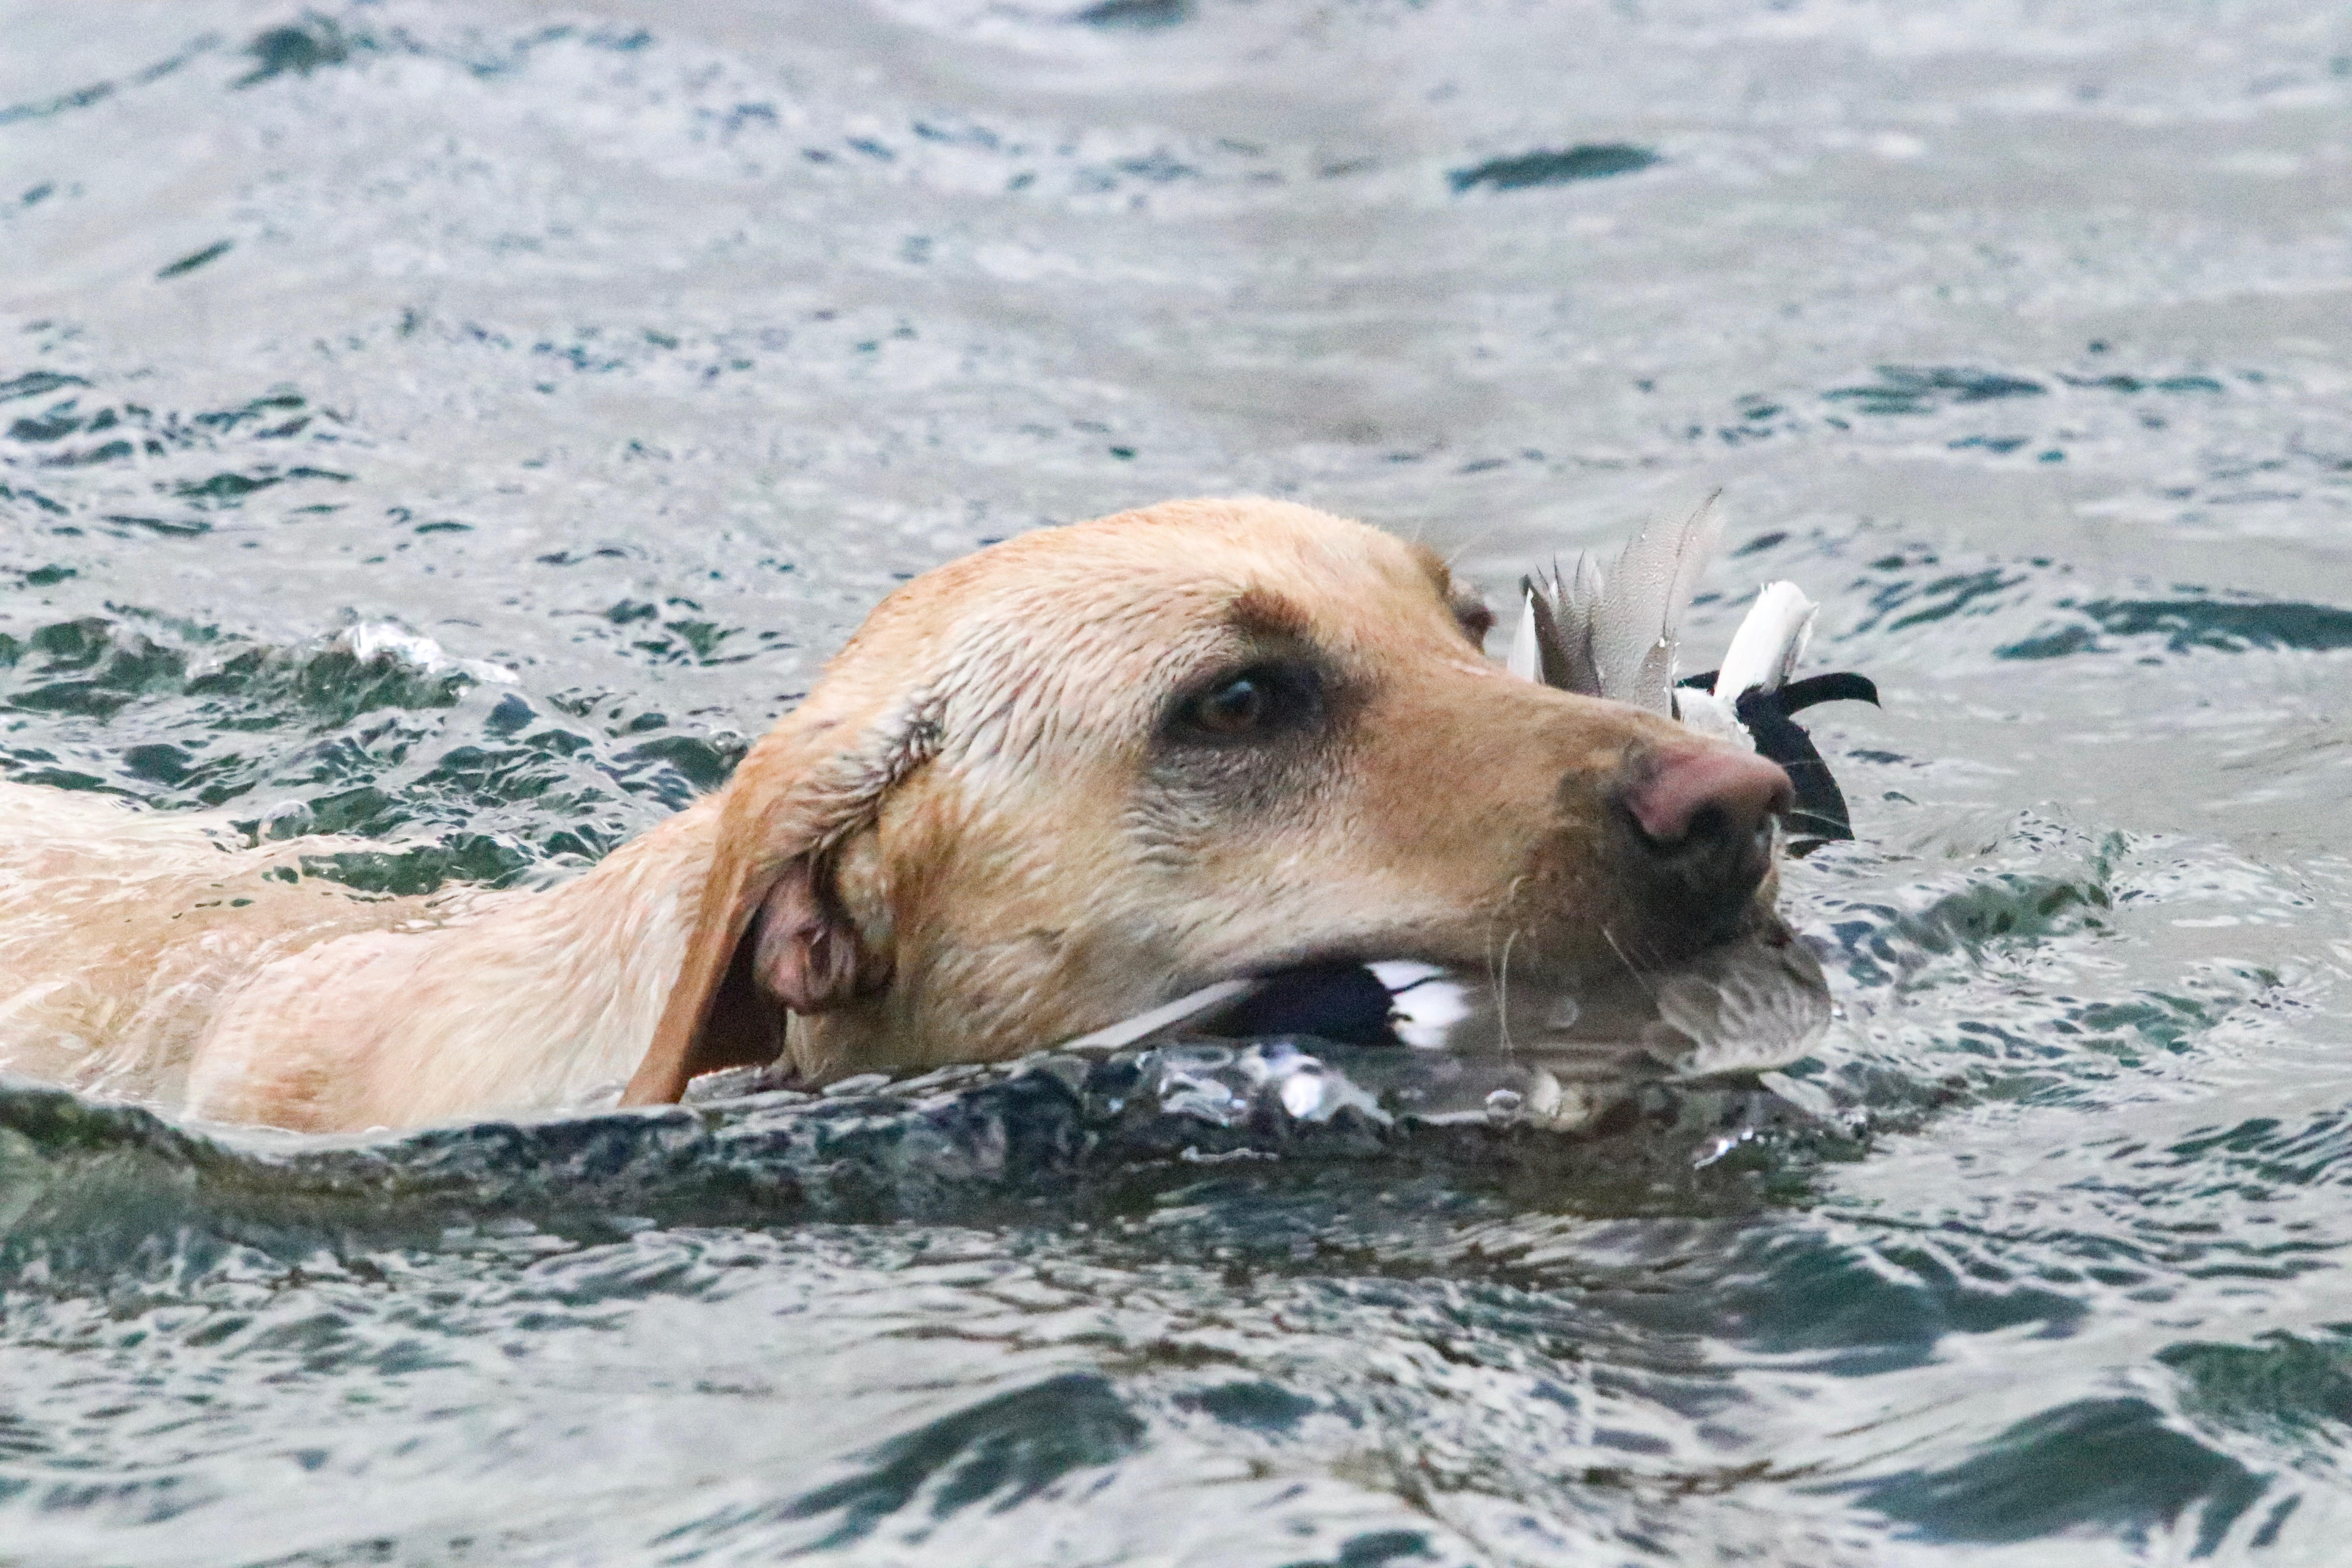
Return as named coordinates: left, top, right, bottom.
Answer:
left=0, top=498, right=1791, bottom=1132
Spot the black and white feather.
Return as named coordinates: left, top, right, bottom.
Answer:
left=1506, top=496, right=1877, bottom=848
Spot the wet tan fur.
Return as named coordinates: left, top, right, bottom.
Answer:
left=0, top=499, right=1721, bottom=1132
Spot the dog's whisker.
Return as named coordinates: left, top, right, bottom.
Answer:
left=1495, top=926, right=1521, bottom=1055
left=1482, top=873, right=1541, bottom=1045
left=1601, top=923, right=1662, bottom=998
left=1437, top=524, right=1507, bottom=570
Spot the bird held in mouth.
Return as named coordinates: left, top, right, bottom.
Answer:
left=1507, top=495, right=1879, bottom=851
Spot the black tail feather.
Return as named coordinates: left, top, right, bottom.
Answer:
left=1734, top=687, right=1858, bottom=845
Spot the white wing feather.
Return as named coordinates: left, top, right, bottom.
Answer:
left=1506, top=590, right=1543, bottom=683
left=1713, top=580, right=1817, bottom=698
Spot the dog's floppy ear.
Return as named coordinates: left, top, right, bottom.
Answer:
left=619, top=691, right=938, bottom=1107
left=750, top=855, right=872, bottom=1014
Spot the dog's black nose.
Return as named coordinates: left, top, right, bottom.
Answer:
left=1617, top=743, right=1793, bottom=949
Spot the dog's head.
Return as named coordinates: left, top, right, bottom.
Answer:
left=622, top=498, right=1792, bottom=1102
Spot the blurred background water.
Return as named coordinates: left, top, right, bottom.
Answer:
left=4, top=1, right=2352, bottom=1562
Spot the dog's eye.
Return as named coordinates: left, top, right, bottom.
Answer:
left=1192, top=675, right=1267, bottom=735
left=1172, top=661, right=1321, bottom=744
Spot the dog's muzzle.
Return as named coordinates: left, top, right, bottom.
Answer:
left=1612, top=742, right=1793, bottom=957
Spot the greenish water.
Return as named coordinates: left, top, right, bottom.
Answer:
left=4, top=2, right=2351, bottom=1563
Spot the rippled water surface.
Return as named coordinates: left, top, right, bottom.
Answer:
left=6, top=1, right=2352, bottom=1562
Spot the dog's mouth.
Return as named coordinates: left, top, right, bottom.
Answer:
left=1066, top=921, right=1830, bottom=1083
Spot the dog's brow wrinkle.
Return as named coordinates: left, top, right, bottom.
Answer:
left=1230, top=585, right=1311, bottom=637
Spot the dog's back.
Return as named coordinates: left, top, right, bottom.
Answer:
left=0, top=776, right=727, bottom=1131
left=0, top=783, right=429, bottom=1107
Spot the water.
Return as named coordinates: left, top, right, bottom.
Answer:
left=4, top=0, right=2351, bottom=1561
